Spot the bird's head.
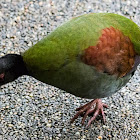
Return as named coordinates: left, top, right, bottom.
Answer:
left=0, top=54, right=27, bottom=86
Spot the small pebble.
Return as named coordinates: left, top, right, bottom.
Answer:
left=98, top=136, right=102, bottom=139
left=75, top=132, right=80, bottom=136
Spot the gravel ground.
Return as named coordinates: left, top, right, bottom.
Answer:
left=0, top=0, right=140, bottom=139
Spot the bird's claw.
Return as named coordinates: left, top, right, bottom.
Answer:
left=70, top=99, right=108, bottom=127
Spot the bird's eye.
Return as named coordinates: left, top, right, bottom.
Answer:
left=0, top=73, right=5, bottom=81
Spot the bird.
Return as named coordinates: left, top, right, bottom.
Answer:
left=0, top=13, right=140, bottom=127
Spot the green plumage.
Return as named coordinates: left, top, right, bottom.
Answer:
left=22, top=13, right=140, bottom=99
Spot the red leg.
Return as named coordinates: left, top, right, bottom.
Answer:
left=70, top=99, right=108, bottom=127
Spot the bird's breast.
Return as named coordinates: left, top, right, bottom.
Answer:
left=32, top=61, right=132, bottom=99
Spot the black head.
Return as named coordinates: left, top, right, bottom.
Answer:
left=0, top=54, right=27, bottom=86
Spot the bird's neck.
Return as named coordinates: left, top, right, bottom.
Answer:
left=5, top=54, right=28, bottom=78
left=15, top=54, right=29, bottom=77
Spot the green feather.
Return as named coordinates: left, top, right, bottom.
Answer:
left=23, top=13, right=140, bottom=71
left=22, top=13, right=140, bottom=98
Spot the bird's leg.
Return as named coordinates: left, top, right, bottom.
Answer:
left=70, top=99, right=108, bottom=127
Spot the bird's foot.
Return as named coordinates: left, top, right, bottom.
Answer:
left=70, top=99, right=108, bottom=127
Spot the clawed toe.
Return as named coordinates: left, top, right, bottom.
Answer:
left=70, top=99, right=108, bottom=127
